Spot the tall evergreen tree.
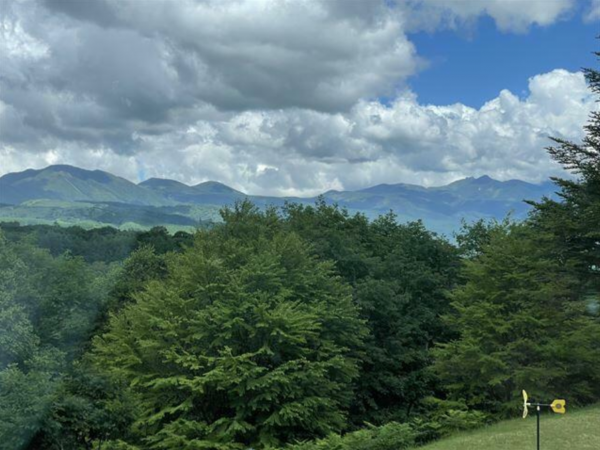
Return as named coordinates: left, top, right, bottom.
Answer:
left=93, top=221, right=366, bottom=449
left=434, top=223, right=600, bottom=415
left=529, top=51, right=600, bottom=298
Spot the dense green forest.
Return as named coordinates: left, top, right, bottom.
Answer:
left=1, top=55, right=599, bottom=450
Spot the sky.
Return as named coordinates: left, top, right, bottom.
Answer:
left=0, top=0, right=599, bottom=196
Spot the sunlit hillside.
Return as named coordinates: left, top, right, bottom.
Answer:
left=421, top=406, right=600, bottom=450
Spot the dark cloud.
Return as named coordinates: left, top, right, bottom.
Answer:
left=41, top=0, right=120, bottom=28
left=0, top=0, right=419, bottom=152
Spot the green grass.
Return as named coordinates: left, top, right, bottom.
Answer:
left=420, top=405, right=600, bottom=450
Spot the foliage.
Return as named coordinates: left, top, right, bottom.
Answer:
left=0, top=229, right=120, bottom=449
left=285, top=422, right=416, bottom=450
left=0, top=352, right=63, bottom=449
left=454, top=218, right=509, bottom=259
left=28, top=360, right=137, bottom=450
left=133, top=226, right=193, bottom=254
left=104, top=245, right=170, bottom=314
left=434, top=222, right=600, bottom=415
left=282, top=202, right=460, bottom=425
left=93, top=218, right=366, bottom=449
left=0, top=223, right=193, bottom=263
left=409, top=398, right=488, bottom=444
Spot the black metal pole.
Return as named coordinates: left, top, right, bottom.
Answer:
left=536, top=406, right=540, bottom=450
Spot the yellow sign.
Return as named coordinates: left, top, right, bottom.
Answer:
left=521, top=390, right=566, bottom=417
left=551, top=399, right=566, bottom=414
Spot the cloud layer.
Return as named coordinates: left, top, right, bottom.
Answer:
left=406, top=0, right=575, bottom=32
left=0, top=0, right=596, bottom=195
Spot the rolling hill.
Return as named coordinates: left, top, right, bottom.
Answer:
left=0, top=165, right=559, bottom=234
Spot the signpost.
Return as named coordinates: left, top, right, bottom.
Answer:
left=522, top=390, right=566, bottom=450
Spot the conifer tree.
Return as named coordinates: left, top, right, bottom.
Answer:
left=93, top=224, right=366, bottom=449
left=529, top=51, right=600, bottom=296
left=434, top=223, right=600, bottom=414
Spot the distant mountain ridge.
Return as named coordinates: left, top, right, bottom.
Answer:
left=0, top=165, right=167, bottom=206
left=0, top=165, right=558, bottom=234
left=139, top=177, right=245, bottom=205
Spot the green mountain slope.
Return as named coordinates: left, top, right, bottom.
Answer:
left=139, top=178, right=246, bottom=205
left=0, top=165, right=168, bottom=206
left=320, top=175, right=557, bottom=224
left=421, top=405, right=600, bottom=450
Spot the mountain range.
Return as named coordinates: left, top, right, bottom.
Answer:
left=0, top=165, right=558, bottom=235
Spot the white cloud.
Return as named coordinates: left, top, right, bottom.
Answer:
left=356, top=70, right=591, bottom=181
left=584, top=0, right=600, bottom=22
left=30, top=0, right=420, bottom=112
left=8, top=69, right=591, bottom=197
left=0, top=0, right=594, bottom=196
left=406, top=0, right=575, bottom=32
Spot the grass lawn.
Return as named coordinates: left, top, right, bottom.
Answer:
left=420, top=405, right=600, bottom=450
